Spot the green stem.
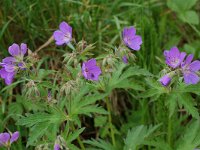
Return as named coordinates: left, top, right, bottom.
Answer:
left=72, top=124, right=85, bottom=150
left=106, top=96, right=116, bottom=147
left=167, top=114, right=172, bottom=146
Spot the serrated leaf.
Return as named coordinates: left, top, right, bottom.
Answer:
left=67, top=127, right=85, bottom=143
left=176, top=120, right=200, bottom=150
left=84, top=138, right=115, bottom=150
left=177, top=93, right=199, bottom=119
left=166, top=93, right=178, bottom=118
left=123, top=124, right=161, bottom=150
left=27, top=122, right=52, bottom=146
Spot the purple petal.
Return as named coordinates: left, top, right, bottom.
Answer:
left=0, top=68, right=7, bottom=78
left=54, top=143, right=60, bottom=150
left=185, top=54, right=193, bottom=65
left=88, top=73, right=99, bottom=81
left=164, top=50, right=169, bottom=57
left=122, top=56, right=128, bottom=64
left=85, top=59, right=97, bottom=69
left=0, top=68, right=15, bottom=85
left=0, top=133, right=10, bottom=145
left=90, top=66, right=102, bottom=75
left=59, top=21, right=72, bottom=35
left=2, top=57, right=16, bottom=65
left=4, top=64, right=15, bottom=72
left=53, top=30, right=66, bottom=45
left=8, top=43, right=20, bottom=56
left=128, top=35, right=142, bottom=51
left=184, top=72, right=199, bottom=84
left=5, top=76, right=15, bottom=85
left=159, top=74, right=171, bottom=86
left=20, top=43, right=27, bottom=55
left=180, top=52, right=187, bottom=64
left=10, top=131, right=19, bottom=144
left=169, top=46, right=179, bottom=58
left=189, top=60, right=200, bottom=72
left=123, top=27, right=136, bottom=38
left=82, top=63, right=88, bottom=79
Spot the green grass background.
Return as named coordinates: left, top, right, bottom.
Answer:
left=0, top=0, right=200, bottom=149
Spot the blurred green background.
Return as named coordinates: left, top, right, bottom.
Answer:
left=1, top=0, right=199, bottom=74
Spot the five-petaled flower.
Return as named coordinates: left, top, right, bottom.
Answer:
left=122, top=26, right=142, bottom=51
left=181, top=54, right=200, bottom=84
left=82, top=58, right=102, bottom=81
left=0, top=43, right=27, bottom=85
left=164, top=46, right=186, bottom=69
left=0, top=131, right=19, bottom=147
left=53, top=21, right=72, bottom=46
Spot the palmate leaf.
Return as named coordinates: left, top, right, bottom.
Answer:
left=16, top=107, right=69, bottom=146
left=123, top=124, right=161, bottom=150
left=176, top=83, right=200, bottom=95
left=177, top=93, right=199, bottom=119
left=166, top=92, right=178, bottom=118
left=67, top=84, right=107, bottom=121
left=84, top=138, right=115, bottom=150
left=143, top=138, right=172, bottom=150
left=176, top=120, right=200, bottom=150
left=106, top=63, right=152, bottom=93
left=141, top=78, right=167, bottom=98
left=67, top=127, right=85, bottom=143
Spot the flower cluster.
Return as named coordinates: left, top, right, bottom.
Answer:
left=160, top=46, right=200, bottom=86
left=0, top=43, right=27, bottom=85
left=53, top=22, right=142, bottom=81
left=0, top=131, right=19, bottom=148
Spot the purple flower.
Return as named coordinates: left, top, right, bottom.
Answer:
left=8, top=43, right=27, bottom=58
left=181, top=54, right=200, bottom=84
left=0, top=68, right=15, bottom=85
left=164, top=46, right=186, bottom=69
left=54, top=143, right=60, bottom=150
left=0, top=131, right=19, bottom=147
left=10, top=131, right=19, bottom=144
left=53, top=21, right=72, bottom=46
left=82, top=58, right=102, bottom=81
left=159, top=74, right=171, bottom=86
left=0, top=133, right=10, bottom=146
left=122, top=55, right=128, bottom=64
left=122, top=26, right=142, bottom=51
left=0, top=43, right=27, bottom=85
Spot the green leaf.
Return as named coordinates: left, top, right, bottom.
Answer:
left=123, top=124, right=161, bottom=150
left=176, top=120, right=200, bottom=150
left=166, top=93, right=178, bottom=118
left=67, top=127, right=85, bottom=143
left=167, top=0, right=197, bottom=12
left=177, top=83, right=200, bottom=95
left=27, top=122, right=52, bottom=146
left=94, top=116, right=107, bottom=127
left=179, top=10, right=199, bottom=25
left=84, top=138, right=115, bottom=150
left=177, top=93, right=199, bottom=119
